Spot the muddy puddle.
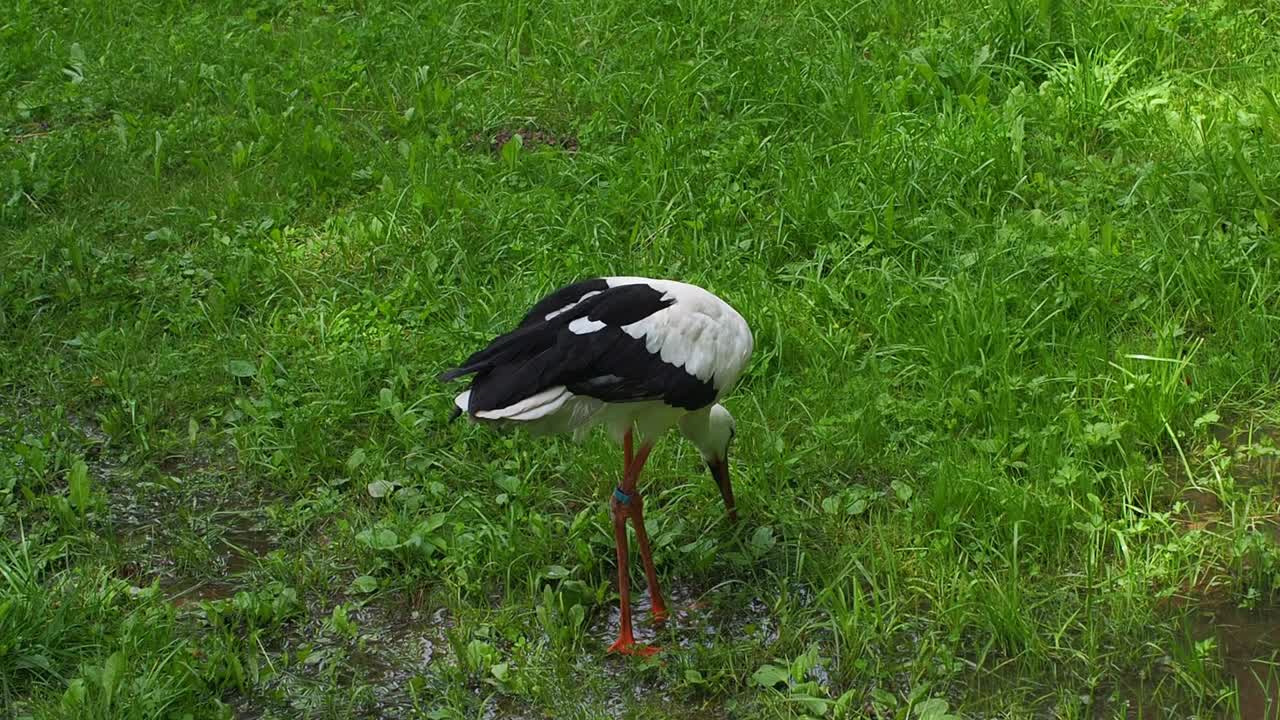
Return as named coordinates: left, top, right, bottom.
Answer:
left=115, top=490, right=279, bottom=603
left=587, top=579, right=785, bottom=659
left=104, top=444, right=279, bottom=606
left=1170, top=421, right=1280, bottom=508
left=230, top=601, right=454, bottom=719
left=1208, top=423, right=1280, bottom=484
left=1192, top=603, right=1280, bottom=718
left=1136, top=417, right=1280, bottom=717
left=232, top=579, right=783, bottom=719
left=1112, top=602, right=1280, bottom=718
left=153, top=510, right=277, bottom=606
left=213, top=509, right=278, bottom=573
left=578, top=579, right=800, bottom=718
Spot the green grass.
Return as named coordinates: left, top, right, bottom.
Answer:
left=4, top=0, right=1280, bottom=717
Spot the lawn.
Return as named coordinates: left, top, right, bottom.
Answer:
left=4, top=0, right=1280, bottom=717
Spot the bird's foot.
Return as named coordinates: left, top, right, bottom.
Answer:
left=650, top=603, right=670, bottom=624
left=607, top=636, right=661, bottom=657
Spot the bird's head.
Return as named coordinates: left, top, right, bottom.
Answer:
left=680, top=403, right=739, bottom=523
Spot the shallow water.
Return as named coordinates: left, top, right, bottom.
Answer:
left=587, top=579, right=780, bottom=656
left=1194, top=603, right=1280, bottom=719
left=1209, top=424, right=1280, bottom=485
left=215, top=509, right=277, bottom=574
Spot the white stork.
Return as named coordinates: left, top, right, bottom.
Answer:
left=440, top=276, right=753, bottom=656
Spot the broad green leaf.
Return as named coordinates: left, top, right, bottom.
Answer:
left=373, top=528, right=398, bottom=549
left=501, top=132, right=523, bottom=167
left=544, top=564, right=572, bottom=579
left=891, top=480, right=914, bottom=502
left=68, top=460, right=90, bottom=513
left=495, top=475, right=521, bottom=494
left=227, top=360, right=256, bottom=378
left=357, top=528, right=400, bottom=550
left=16, top=653, right=51, bottom=671
left=915, top=697, right=957, bottom=720
left=750, top=526, right=776, bottom=554
left=751, top=663, right=791, bottom=688
left=1194, top=410, right=1220, bottom=429
left=101, top=650, right=126, bottom=707
left=870, top=688, right=898, bottom=708
left=62, top=679, right=86, bottom=710
left=420, top=513, right=447, bottom=533
left=792, top=694, right=829, bottom=716
left=347, top=448, right=367, bottom=472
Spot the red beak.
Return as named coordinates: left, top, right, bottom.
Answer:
left=708, top=457, right=737, bottom=523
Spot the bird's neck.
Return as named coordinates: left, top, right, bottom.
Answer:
left=677, top=406, right=717, bottom=460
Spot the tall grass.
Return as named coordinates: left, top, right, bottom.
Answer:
left=3, top=0, right=1279, bottom=716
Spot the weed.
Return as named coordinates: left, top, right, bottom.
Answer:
left=4, top=0, right=1280, bottom=716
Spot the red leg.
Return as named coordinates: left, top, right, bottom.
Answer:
left=607, top=440, right=660, bottom=656
left=623, top=429, right=634, bottom=475
left=630, top=490, right=668, bottom=623
left=621, top=442, right=668, bottom=622
left=606, top=495, right=647, bottom=655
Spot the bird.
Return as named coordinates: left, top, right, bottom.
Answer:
left=439, top=276, right=753, bottom=656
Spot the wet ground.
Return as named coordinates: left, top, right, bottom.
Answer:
left=587, top=581, right=783, bottom=654
left=1210, top=423, right=1280, bottom=485
left=1196, top=603, right=1280, bottom=719
left=1134, top=419, right=1280, bottom=718
left=226, top=603, right=454, bottom=719
left=15, top=402, right=1280, bottom=718
left=89, top=459, right=1280, bottom=719
left=112, top=463, right=277, bottom=606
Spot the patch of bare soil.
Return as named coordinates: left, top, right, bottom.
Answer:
left=8, top=120, right=52, bottom=144
left=470, top=126, right=580, bottom=155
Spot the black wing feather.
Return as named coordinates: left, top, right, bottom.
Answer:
left=517, top=278, right=609, bottom=329
left=440, top=281, right=716, bottom=413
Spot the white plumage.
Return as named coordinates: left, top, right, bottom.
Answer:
left=609, top=276, right=752, bottom=385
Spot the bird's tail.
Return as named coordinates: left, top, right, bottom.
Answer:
left=437, top=321, right=549, bottom=384
left=438, top=365, right=473, bottom=383
left=448, top=390, right=471, bottom=422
